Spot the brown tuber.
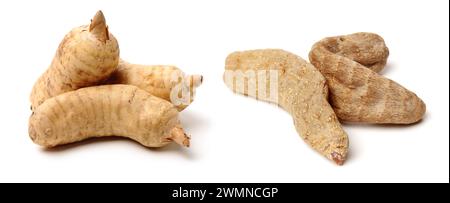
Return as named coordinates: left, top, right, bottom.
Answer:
left=309, top=32, right=426, bottom=124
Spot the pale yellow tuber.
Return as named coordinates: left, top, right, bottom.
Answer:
left=29, top=85, right=190, bottom=148
left=30, top=11, right=120, bottom=111
left=107, top=60, right=202, bottom=111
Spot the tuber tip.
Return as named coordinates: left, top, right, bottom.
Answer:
left=89, top=10, right=109, bottom=42
left=331, top=152, right=345, bottom=166
left=191, top=75, right=203, bottom=88
left=168, top=127, right=190, bottom=147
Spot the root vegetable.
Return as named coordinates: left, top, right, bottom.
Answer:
left=28, top=85, right=190, bottom=148
left=320, top=32, right=389, bottom=73
left=224, top=49, right=349, bottom=165
left=309, top=33, right=426, bottom=124
left=30, top=11, right=120, bottom=111
left=107, top=60, right=203, bottom=111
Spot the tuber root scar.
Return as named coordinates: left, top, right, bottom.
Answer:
left=166, top=127, right=190, bottom=147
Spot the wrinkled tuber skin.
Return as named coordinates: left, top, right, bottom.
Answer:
left=106, top=60, right=203, bottom=111
left=320, top=32, right=389, bottom=73
left=29, top=85, right=190, bottom=148
left=309, top=33, right=426, bottom=124
left=224, top=49, right=349, bottom=165
left=30, top=11, right=120, bottom=111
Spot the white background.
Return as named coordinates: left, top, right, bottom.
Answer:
left=0, top=0, right=448, bottom=183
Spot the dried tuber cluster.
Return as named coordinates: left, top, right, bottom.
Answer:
left=224, top=33, right=425, bottom=165
left=309, top=32, right=426, bottom=124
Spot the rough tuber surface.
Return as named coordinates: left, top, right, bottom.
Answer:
left=319, top=32, right=389, bottom=73
left=309, top=33, right=426, bottom=124
left=224, top=49, right=349, bottom=165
